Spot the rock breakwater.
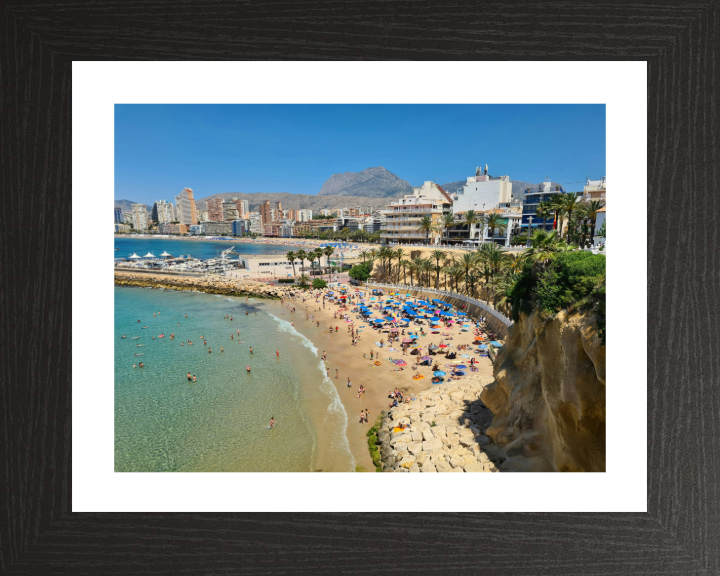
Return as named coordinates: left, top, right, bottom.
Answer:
left=114, top=271, right=291, bottom=299
left=377, top=374, right=502, bottom=472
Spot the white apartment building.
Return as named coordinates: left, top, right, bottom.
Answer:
left=155, top=200, right=176, bottom=224
left=131, top=203, right=148, bottom=231
left=122, top=212, right=134, bottom=224
left=237, top=199, right=250, bottom=218
left=380, top=194, right=452, bottom=245
left=319, top=209, right=331, bottom=216
left=174, top=187, right=198, bottom=225
left=248, top=212, right=263, bottom=234
left=451, top=166, right=512, bottom=215
left=296, top=209, right=313, bottom=222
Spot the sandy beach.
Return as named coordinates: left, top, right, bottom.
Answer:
left=268, top=285, right=498, bottom=471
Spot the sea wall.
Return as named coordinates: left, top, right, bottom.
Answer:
left=480, top=309, right=606, bottom=472
left=114, top=270, right=290, bottom=299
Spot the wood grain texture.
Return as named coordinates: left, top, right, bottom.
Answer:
left=1, top=0, right=718, bottom=573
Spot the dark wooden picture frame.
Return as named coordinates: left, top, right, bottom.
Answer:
left=2, top=2, right=717, bottom=573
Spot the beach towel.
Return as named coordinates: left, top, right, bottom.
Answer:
left=412, top=374, right=425, bottom=380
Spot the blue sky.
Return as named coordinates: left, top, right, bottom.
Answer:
left=115, top=104, right=605, bottom=204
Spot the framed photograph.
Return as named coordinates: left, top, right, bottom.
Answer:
left=4, top=3, right=717, bottom=573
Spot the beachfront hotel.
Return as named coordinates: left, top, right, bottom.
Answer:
left=380, top=181, right=453, bottom=245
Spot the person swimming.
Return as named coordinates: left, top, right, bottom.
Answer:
left=269, top=416, right=275, bottom=428
left=246, top=365, right=251, bottom=372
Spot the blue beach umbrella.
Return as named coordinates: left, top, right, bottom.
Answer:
left=456, top=365, right=467, bottom=369
left=478, top=344, right=488, bottom=350
left=457, top=312, right=467, bottom=316
left=429, top=317, right=440, bottom=321
left=433, top=371, right=446, bottom=376
left=491, top=341, right=502, bottom=347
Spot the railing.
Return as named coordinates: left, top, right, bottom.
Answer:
left=364, top=281, right=513, bottom=327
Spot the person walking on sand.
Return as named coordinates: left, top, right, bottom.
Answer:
left=347, top=377, right=352, bottom=388
left=359, top=409, right=365, bottom=424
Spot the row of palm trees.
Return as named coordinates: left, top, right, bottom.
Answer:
left=286, top=246, right=336, bottom=279
left=359, top=229, right=576, bottom=315
left=411, top=211, right=509, bottom=244
left=535, top=194, right=605, bottom=248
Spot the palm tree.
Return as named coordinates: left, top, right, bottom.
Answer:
left=368, top=248, right=378, bottom=263
left=466, top=270, right=481, bottom=298
left=459, top=252, right=476, bottom=294
left=587, top=200, right=606, bottom=247
left=429, top=249, right=444, bottom=288
left=525, top=230, right=575, bottom=263
left=399, top=259, right=410, bottom=284
left=306, top=252, right=316, bottom=276
left=549, top=195, right=567, bottom=236
left=441, top=213, right=456, bottom=244
left=562, top=192, right=582, bottom=242
left=534, top=201, right=552, bottom=232
left=323, top=245, right=334, bottom=278
left=407, top=260, right=417, bottom=287
left=296, top=249, right=307, bottom=274
left=359, top=250, right=368, bottom=263
left=416, top=215, right=435, bottom=245
left=394, top=248, right=406, bottom=283
left=450, top=266, right=465, bottom=294
left=463, top=210, right=481, bottom=240
left=378, top=246, right=392, bottom=281
left=298, top=273, right=310, bottom=288
left=483, top=213, right=507, bottom=245
left=419, top=259, right=433, bottom=287
left=287, top=250, right=297, bottom=277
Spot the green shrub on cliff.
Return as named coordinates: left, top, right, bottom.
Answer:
left=506, top=251, right=606, bottom=343
left=312, top=278, right=328, bottom=289
left=366, top=413, right=385, bottom=472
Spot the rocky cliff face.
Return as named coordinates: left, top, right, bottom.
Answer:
left=318, top=167, right=412, bottom=197
left=480, top=309, right=606, bottom=472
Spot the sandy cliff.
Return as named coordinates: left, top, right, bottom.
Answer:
left=480, top=310, right=606, bottom=472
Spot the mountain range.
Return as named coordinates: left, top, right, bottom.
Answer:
left=116, top=168, right=562, bottom=215
left=317, top=167, right=412, bottom=198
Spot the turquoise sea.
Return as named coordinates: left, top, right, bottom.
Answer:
left=115, top=237, right=296, bottom=261
left=114, top=286, right=354, bottom=472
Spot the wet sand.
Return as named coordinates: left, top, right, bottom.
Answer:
left=262, top=286, right=498, bottom=471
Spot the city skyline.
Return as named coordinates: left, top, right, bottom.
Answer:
left=115, top=104, right=606, bottom=206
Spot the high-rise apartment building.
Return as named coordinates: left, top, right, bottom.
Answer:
left=131, top=203, right=148, bottom=231
left=114, top=207, right=122, bottom=223
left=206, top=198, right=224, bottom=221
left=222, top=200, right=239, bottom=221
left=174, top=188, right=198, bottom=225
left=155, top=200, right=176, bottom=224
left=236, top=199, right=250, bottom=218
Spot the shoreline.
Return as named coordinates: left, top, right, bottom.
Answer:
left=114, top=271, right=501, bottom=472
left=114, top=234, right=380, bottom=252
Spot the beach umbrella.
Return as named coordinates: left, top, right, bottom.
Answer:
left=143, top=252, right=155, bottom=258
left=405, top=293, right=411, bottom=297
left=429, top=317, right=440, bottom=321
left=456, top=365, right=467, bottom=369
left=439, top=344, right=448, bottom=348
left=160, top=251, right=172, bottom=258
left=129, top=253, right=141, bottom=259
left=458, top=312, right=467, bottom=316
left=433, top=371, right=446, bottom=377
left=402, top=338, right=412, bottom=343
left=428, top=344, right=439, bottom=350
left=421, top=356, right=431, bottom=361
left=396, top=360, right=407, bottom=367
left=455, top=371, right=466, bottom=376
left=478, top=344, right=488, bottom=350
left=491, top=341, right=502, bottom=347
